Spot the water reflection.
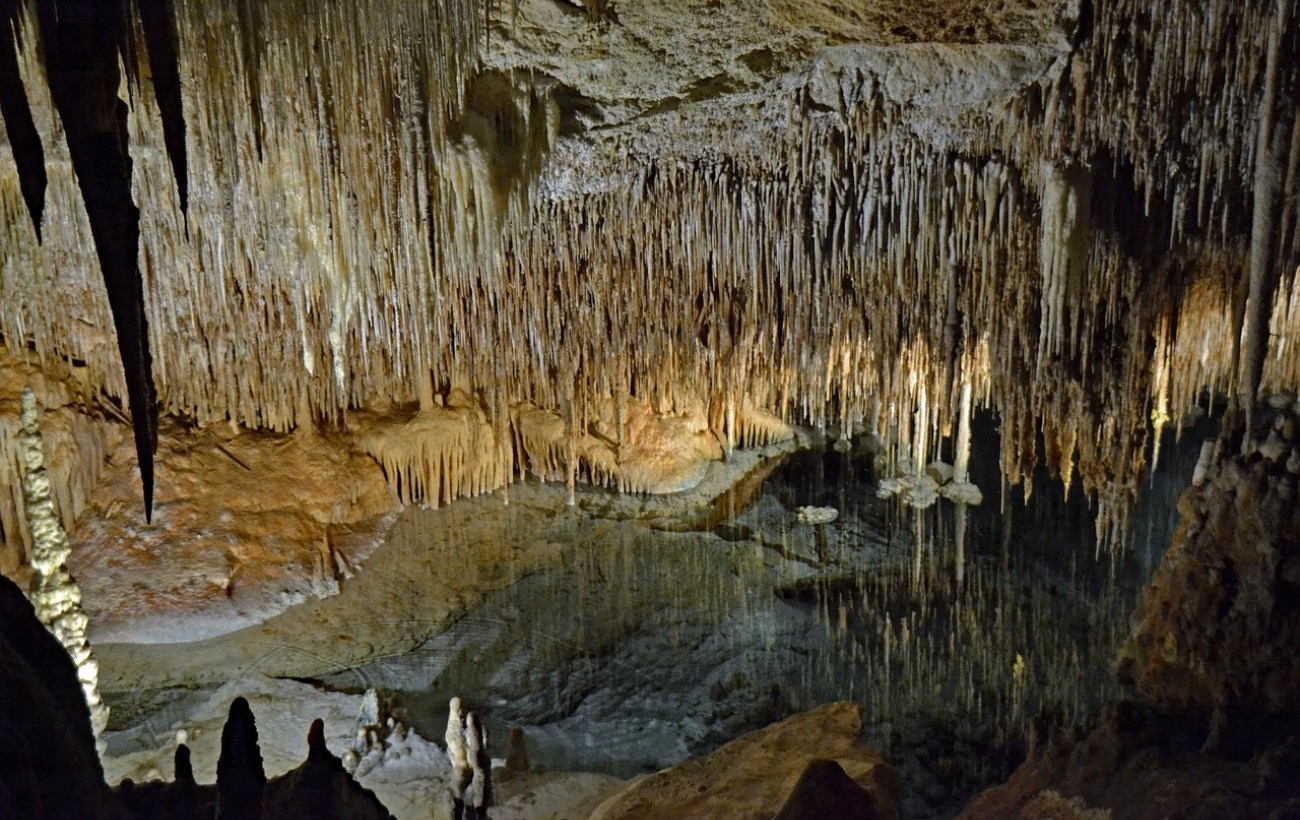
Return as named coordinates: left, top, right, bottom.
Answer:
left=331, top=412, right=1213, bottom=817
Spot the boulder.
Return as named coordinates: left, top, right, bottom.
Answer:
left=775, top=758, right=887, bottom=820
left=590, top=702, right=899, bottom=820
left=1120, top=410, right=1300, bottom=727
left=0, top=573, right=129, bottom=819
left=960, top=701, right=1300, bottom=818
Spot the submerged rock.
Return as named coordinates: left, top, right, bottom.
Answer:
left=796, top=505, right=840, bottom=524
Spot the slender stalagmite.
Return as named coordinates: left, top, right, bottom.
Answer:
left=17, top=388, right=109, bottom=755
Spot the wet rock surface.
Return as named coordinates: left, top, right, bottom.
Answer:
left=70, top=419, right=401, bottom=644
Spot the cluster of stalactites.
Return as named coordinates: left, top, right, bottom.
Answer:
left=358, top=388, right=793, bottom=508
left=2, top=0, right=487, bottom=430
left=0, top=0, right=1297, bottom=546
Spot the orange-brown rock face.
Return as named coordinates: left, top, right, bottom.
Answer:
left=590, top=701, right=900, bottom=820
left=68, top=420, right=399, bottom=643
left=1121, top=410, right=1300, bottom=725
left=0, top=347, right=123, bottom=577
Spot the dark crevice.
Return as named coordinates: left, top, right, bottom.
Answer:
left=137, top=0, right=188, bottom=220
left=234, top=0, right=264, bottom=162
left=37, top=0, right=158, bottom=520
left=0, top=0, right=47, bottom=241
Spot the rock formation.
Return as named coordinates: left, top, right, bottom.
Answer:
left=116, top=708, right=397, bottom=820
left=445, top=697, right=493, bottom=820
left=0, top=0, right=1295, bottom=547
left=591, top=701, right=900, bottom=820
left=263, top=719, right=393, bottom=820
left=464, top=711, right=492, bottom=819
left=0, top=347, right=122, bottom=575
left=964, top=407, right=1300, bottom=817
left=0, top=571, right=127, bottom=820
left=775, top=758, right=890, bottom=820
left=17, top=387, right=109, bottom=751
left=1122, top=406, right=1300, bottom=740
left=216, top=697, right=267, bottom=820
left=960, top=700, right=1300, bottom=819
left=445, top=695, right=472, bottom=814
left=1, top=0, right=1300, bottom=816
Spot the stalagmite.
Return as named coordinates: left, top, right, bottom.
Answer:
left=17, top=387, right=109, bottom=755
left=464, top=711, right=492, bottom=818
left=445, top=697, right=471, bottom=814
left=0, top=349, right=122, bottom=573
left=216, top=696, right=266, bottom=820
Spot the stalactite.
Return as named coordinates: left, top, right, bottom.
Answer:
left=0, top=0, right=1297, bottom=545
left=1237, top=0, right=1298, bottom=436
left=0, top=0, right=44, bottom=240
left=133, top=0, right=187, bottom=219
left=14, top=0, right=161, bottom=519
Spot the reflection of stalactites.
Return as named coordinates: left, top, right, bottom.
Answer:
left=136, top=0, right=188, bottom=220
left=0, top=0, right=46, bottom=241
left=36, top=0, right=157, bottom=520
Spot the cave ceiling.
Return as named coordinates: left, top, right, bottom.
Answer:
left=0, top=0, right=1297, bottom=542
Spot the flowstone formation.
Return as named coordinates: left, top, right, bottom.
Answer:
left=0, top=0, right=1295, bottom=544
left=0, top=346, right=122, bottom=576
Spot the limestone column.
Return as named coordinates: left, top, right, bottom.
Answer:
left=18, top=387, right=109, bottom=755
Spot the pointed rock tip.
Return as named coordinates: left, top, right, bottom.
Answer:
left=175, top=743, right=194, bottom=783
left=308, top=718, right=326, bottom=752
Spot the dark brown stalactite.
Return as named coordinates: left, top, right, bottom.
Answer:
left=136, top=0, right=188, bottom=219
left=0, top=0, right=46, bottom=241
left=36, top=0, right=158, bottom=520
